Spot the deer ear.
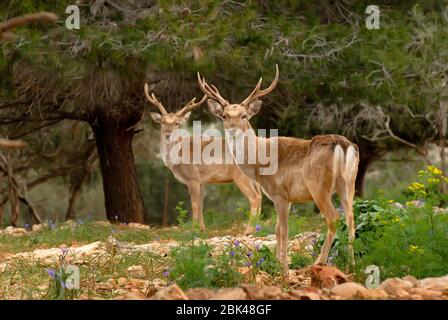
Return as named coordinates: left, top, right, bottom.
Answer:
left=247, top=100, right=262, bottom=119
left=150, top=112, right=162, bottom=124
left=180, top=111, right=191, bottom=124
left=207, top=99, right=224, bottom=118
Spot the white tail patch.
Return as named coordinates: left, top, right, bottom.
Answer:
left=333, top=144, right=358, bottom=182
left=345, top=145, right=358, bottom=182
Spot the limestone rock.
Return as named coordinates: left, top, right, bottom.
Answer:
left=241, top=285, right=289, bottom=300
left=210, top=288, right=247, bottom=300
left=151, top=284, right=188, bottom=300
left=417, top=276, right=448, bottom=291
left=379, top=278, right=414, bottom=296
left=331, top=282, right=367, bottom=299
left=185, top=288, right=214, bottom=300
left=356, top=289, right=388, bottom=300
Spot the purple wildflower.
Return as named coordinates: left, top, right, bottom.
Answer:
left=230, top=250, right=236, bottom=257
left=255, top=224, right=261, bottom=232
left=255, top=243, right=261, bottom=251
left=46, top=268, right=56, bottom=278
left=163, top=270, right=170, bottom=277
left=245, top=261, right=252, bottom=267
left=246, top=251, right=253, bottom=258
left=234, top=240, right=240, bottom=247
left=256, top=258, right=265, bottom=266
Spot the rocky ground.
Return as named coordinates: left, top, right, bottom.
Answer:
left=1, top=223, right=448, bottom=300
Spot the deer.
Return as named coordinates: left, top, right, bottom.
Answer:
left=197, top=65, right=359, bottom=270
left=144, top=84, right=262, bottom=233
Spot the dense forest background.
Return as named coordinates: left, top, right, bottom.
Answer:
left=0, top=0, right=446, bottom=226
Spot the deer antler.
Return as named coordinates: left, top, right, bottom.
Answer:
left=0, top=12, right=58, bottom=41
left=197, top=73, right=230, bottom=107
left=144, top=83, right=167, bottom=115
left=241, top=64, right=279, bottom=106
left=176, top=95, right=207, bottom=116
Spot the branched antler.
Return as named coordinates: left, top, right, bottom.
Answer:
left=144, top=83, right=168, bottom=114
left=197, top=74, right=230, bottom=106
left=176, top=95, right=207, bottom=116
left=0, top=12, right=58, bottom=41
left=144, top=83, right=206, bottom=115
left=241, top=64, right=279, bottom=106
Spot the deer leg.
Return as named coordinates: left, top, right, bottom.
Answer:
left=234, top=175, right=262, bottom=235
left=336, top=177, right=356, bottom=268
left=187, top=182, right=205, bottom=230
left=308, top=188, right=339, bottom=265
left=198, top=184, right=205, bottom=230
left=273, top=197, right=290, bottom=271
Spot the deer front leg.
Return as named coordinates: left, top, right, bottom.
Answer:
left=273, top=197, right=290, bottom=272
left=234, top=176, right=262, bottom=235
left=187, top=182, right=205, bottom=231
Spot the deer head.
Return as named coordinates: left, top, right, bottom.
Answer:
left=144, top=83, right=206, bottom=140
left=197, top=65, right=279, bottom=137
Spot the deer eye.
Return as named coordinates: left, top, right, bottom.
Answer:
left=222, top=115, right=228, bottom=120
left=241, top=114, right=248, bottom=119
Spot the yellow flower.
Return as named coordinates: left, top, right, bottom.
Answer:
left=427, top=165, right=443, bottom=175
left=393, top=216, right=400, bottom=223
left=418, top=170, right=426, bottom=177
left=406, top=201, right=415, bottom=207
left=408, top=245, right=424, bottom=254
left=387, top=200, right=395, bottom=204
left=408, top=182, right=425, bottom=191
left=428, top=177, right=440, bottom=184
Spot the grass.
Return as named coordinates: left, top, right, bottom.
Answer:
left=0, top=207, right=323, bottom=299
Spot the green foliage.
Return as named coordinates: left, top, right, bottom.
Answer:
left=289, top=252, right=314, bottom=270
left=209, top=249, right=244, bottom=288
left=319, top=166, right=448, bottom=279
left=168, top=240, right=213, bottom=289
left=44, top=249, right=79, bottom=300
left=175, top=201, right=189, bottom=231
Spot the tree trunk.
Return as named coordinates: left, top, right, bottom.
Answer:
left=91, top=112, right=146, bottom=224
left=65, top=179, right=83, bottom=221
left=355, top=151, right=377, bottom=198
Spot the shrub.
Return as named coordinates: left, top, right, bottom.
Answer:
left=319, top=165, right=448, bottom=279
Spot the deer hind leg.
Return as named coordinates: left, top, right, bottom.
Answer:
left=308, top=186, right=339, bottom=265
left=187, top=182, right=205, bottom=231
left=233, top=175, right=262, bottom=235
left=272, top=197, right=290, bottom=272
left=336, top=176, right=356, bottom=268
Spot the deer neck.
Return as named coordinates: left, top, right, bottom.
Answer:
left=159, top=133, right=174, bottom=168
left=226, top=127, right=260, bottom=181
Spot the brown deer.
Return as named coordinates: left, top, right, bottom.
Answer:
left=144, top=84, right=262, bottom=233
left=197, top=65, right=359, bottom=269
